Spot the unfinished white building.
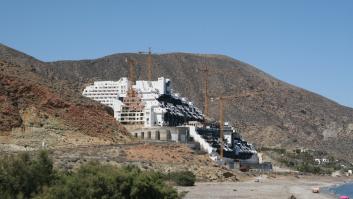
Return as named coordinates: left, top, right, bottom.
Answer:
left=82, top=78, right=129, bottom=107
left=82, top=77, right=204, bottom=127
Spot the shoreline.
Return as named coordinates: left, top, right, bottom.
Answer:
left=321, top=180, right=353, bottom=198
left=177, top=175, right=351, bottom=199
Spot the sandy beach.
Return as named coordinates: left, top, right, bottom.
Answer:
left=177, top=175, right=351, bottom=199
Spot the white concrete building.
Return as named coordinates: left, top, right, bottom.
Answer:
left=135, top=77, right=171, bottom=96
left=83, top=77, right=204, bottom=127
left=82, top=78, right=129, bottom=107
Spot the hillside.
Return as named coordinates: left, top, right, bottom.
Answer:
left=0, top=56, right=130, bottom=151
left=1, top=44, right=353, bottom=161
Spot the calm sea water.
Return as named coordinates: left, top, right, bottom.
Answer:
left=328, top=182, right=353, bottom=198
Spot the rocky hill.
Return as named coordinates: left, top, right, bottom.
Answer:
left=1, top=44, right=353, bottom=161
left=0, top=53, right=130, bottom=150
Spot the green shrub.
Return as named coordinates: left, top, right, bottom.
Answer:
left=37, top=163, right=178, bottom=199
left=167, top=171, right=195, bottom=186
left=0, top=150, right=55, bottom=199
left=296, top=162, right=322, bottom=174
left=0, top=152, right=180, bottom=199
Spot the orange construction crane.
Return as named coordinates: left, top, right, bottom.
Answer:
left=138, top=48, right=153, bottom=81
left=211, top=90, right=263, bottom=159
left=198, top=65, right=239, bottom=117
left=123, top=57, right=144, bottom=114
left=126, top=58, right=136, bottom=85
left=147, top=48, right=153, bottom=81
left=125, top=57, right=137, bottom=98
left=200, top=65, right=210, bottom=116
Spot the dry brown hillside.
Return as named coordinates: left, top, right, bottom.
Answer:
left=1, top=44, right=353, bottom=161
left=0, top=59, right=130, bottom=150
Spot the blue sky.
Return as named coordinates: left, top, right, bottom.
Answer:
left=1, top=0, right=353, bottom=107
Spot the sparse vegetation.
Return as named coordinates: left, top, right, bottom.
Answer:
left=0, top=151, right=186, bottom=199
left=260, top=147, right=351, bottom=174
left=166, top=171, right=196, bottom=186
left=0, top=150, right=55, bottom=198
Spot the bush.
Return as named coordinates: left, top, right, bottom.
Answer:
left=0, top=152, right=180, bottom=199
left=167, top=171, right=196, bottom=186
left=296, top=162, right=322, bottom=174
left=0, top=150, right=55, bottom=199
left=38, top=163, right=178, bottom=199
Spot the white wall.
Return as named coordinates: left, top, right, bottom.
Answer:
left=188, top=126, right=214, bottom=154
left=82, top=78, right=129, bottom=107
left=83, top=77, right=201, bottom=128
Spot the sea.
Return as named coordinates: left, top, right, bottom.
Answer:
left=326, top=182, right=353, bottom=198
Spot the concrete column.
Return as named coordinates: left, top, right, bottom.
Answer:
left=151, top=130, right=160, bottom=140
left=160, top=129, right=171, bottom=141
left=171, top=132, right=179, bottom=142
left=139, top=132, right=144, bottom=139
left=147, top=131, right=151, bottom=139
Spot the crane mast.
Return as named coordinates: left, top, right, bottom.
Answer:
left=219, top=97, right=225, bottom=158
left=213, top=91, right=263, bottom=159
left=201, top=65, right=209, bottom=117
left=147, top=48, right=153, bottom=81
left=127, top=58, right=136, bottom=85
left=199, top=66, right=239, bottom=118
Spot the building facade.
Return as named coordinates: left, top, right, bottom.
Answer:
left=82, top=77, right=204, bottom=127
left=82, top=78, right=129, bottom=107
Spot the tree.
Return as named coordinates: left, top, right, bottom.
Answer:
left=0, top=152, right=180, bottom=199
left=38, top=163, right=178, bottom=199
left=0, top=151, right=55, bottom=199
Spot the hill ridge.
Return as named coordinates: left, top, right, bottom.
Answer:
left=1, top=44, right=352, bottom=161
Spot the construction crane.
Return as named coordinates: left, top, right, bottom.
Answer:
left=138, top=48, right=153, bottom=81
left=126, top=58, right=136, bottom=85
left=199, top=65, right=210, bottom=117
left=123, top=57, right=145, bottom=112
left=198, top=65, right=239, bottom=117
left=125, top=57, right=137, bottom=98
left=211, top=90, right=263, bottom=159
left=147, top=48, right=153, bottom=81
